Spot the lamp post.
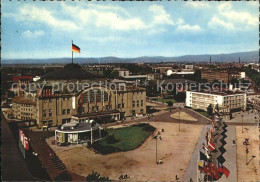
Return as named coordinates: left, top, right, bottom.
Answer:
left=179, top=107, right=181, bottom=132
left=243, top=138, right=249, bottom=165
left=241, top=114, right=244, bottom=133
left=153, top=135, right=158, bottom=164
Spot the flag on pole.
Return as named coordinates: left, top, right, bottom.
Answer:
left=72, top=44, right=80, bottom=53
left=217, top=163, right=230, bottom=178
left=202, top=143, right=209, bottom=151
left=199, top=151, right=209, bottom=162
left=211, top=118, right=215, bottom=128
left=209, top=163, right=220, bottom=180
left=198, top=161, right=204, bottom=171
left=205, top=128, right=209, bottom=144
left=208, top=140, right=216, bottom=151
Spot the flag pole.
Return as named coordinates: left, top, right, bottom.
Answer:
left=72, top=40, right=73, bottom=64
left=197, top=150, right=199, bottom=182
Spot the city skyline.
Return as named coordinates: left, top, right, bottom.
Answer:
left=2, top=1, right=259, bottom=59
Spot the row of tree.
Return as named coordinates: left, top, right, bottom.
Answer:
left=54, top=171, right=111, bottom=181
left=246, top=66, right=260, bottom=87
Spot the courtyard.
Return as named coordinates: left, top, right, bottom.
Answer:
left=47, top=122, right=204, bottom=181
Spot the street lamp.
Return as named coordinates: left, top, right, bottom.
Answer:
left=153, top=135, right=158, bottom=164
left=241, top=114, right=244, bottom=133
left=179, top=107, right=181, bottom=131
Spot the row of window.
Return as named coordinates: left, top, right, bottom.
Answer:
left=132, top=100, right=144, bottom=107
left=21, top=108, right=33, bottom=112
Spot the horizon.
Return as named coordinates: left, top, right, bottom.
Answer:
left=2, top=1, right=259, bottom=59
left=2, top=50, right=258, bottom=61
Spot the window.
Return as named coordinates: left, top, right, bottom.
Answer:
left=67, top=109, right=70, bottom=114
left=106, top=105, right=109, bottom=110
left=122, top=103, right=125, bottom=108
left=49, top=109, right=52, bottom=117
left=137, top=100, right=139, bottom=107
left=48, top=120, right=53, bottom=126
left=83, top=92, right=88, bottom=103
left=141, top=100, right=143, bottom=106
left=132, top=101, right=135, bottom=107
left=90, top=90, right=95, bottom=103
left=118, top=104, right=121, bottom=108
left=96, top=90, right=101, bottom=102
left=104, top=91, right=108, bottom=102
left=96, top=106, right=99, bottom=111
left=92, top=106, right=95, bottom=112
left=62, top=109, right=66, bottom=115
left=43, top=110, right=46, bottom=117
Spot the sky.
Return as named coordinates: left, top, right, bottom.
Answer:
left=2, top=1, right=259, bottom=59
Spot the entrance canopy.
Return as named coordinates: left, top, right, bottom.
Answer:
left=71, top=110, right=121, bottom=123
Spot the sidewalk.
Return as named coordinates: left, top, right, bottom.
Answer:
left=183, top=123, right=237, bottom=181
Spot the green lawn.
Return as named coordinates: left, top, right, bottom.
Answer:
left=157, top=98, right=176, bottom=103
left=194, top=109, right=210, bottom=118
left=93, top=124, right=155, bottom=154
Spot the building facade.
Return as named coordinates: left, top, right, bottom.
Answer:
left=201, top=71, right=229, bottom=83
left=186, top=91, right=247, bottom=112
left=36, top=85, right=146, bottom=128
left=12, top=96, right=36, bottom=120
left=11, top=63, right=147, bottom=129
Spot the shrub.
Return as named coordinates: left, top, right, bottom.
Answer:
left=86, top=171, right=111, bottom=182
left=54, top=171, right=72, bottom=181
left=92, top=142, right=121, bottom=155
left=106, top=134, right=120, bottom=144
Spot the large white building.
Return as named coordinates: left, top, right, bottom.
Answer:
left=186, top=91, right=247, bottom=112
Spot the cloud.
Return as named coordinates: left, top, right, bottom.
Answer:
left=176, top=18, right=184, bottom=25
left=7, top=4, right=79, bottom=31
left=208, top=2, right=258, bottom=30
left=87, top=4, right=130, bottom=16
left=208, top=16, right=234, bottom=30
left=175, top=18, right=202, bottom=32
left=248, top=1, right=259, bottom=6
left=176, top=24, right=202, bottom=32
left=61, top=3, right=147, bottom=31
left=185, top=2, right=210, bottom=9
left=149, top=4, right=174, bottom=25
left=61, top=4, right=174, bottom=31
left=22, top=30, right=45, bottom=38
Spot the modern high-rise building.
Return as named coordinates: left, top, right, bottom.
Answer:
left=186, top=91, right=247, bottom=112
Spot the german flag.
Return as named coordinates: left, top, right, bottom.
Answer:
left=72, top=44, right=80, bottom=53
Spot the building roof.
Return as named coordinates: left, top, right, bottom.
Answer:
left=159, top=79, right=197, bottom=84
left=12, top=96, right=36, bottom=106
left=56, top=122, right=100, bottom=132
left=42, top=63, right=101, bottom=80
left=188, top=90, right=245, bottom=96
left=72, top=110, right=121, bottom=118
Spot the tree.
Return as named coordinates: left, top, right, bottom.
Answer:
left=167, top=101, right=173, bottom=107
left=174, top=92, right=186, bottom=102
left=54, top=171, right=72, bottom=181
left=215, top=104, right=219, bottom=112
left=207, top=104, right=213, bottom=116
left=86, top=171, right=111, bottom=182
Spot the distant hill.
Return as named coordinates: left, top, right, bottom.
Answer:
left=2, top=51, right=259, bottom=65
